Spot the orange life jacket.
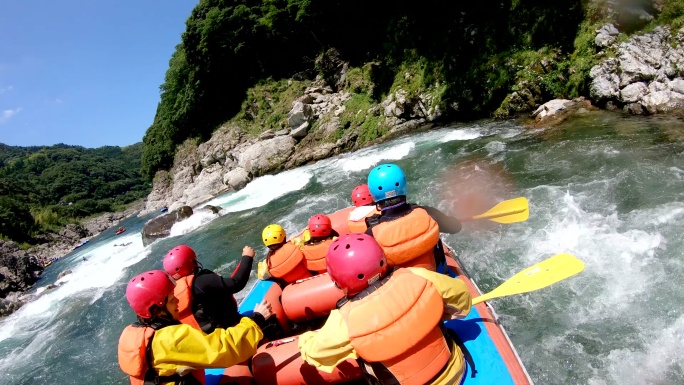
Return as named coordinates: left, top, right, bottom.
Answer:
left=118, top=323, right=205, bottom=385
left=268, top=242, right=312, bottom=284
left=302, top=238, right=335, bottom=273
left=347, top=206, right=380, bottom=233
left=370, top=207, right=440, bottom=270
left=339, top=269, right=451, bottom=385
left=174, top=276, right=201, bottom=330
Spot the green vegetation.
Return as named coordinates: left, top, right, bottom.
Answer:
left=660, top=0, right=684, bottom=29
left=339, top=94, right=386, bottom=144
left=141, top=0, right=587, bottom=178
left=0, top=143, right=149, bottom=243
left=138, top=0, right=682, bottom=174
left=232, top=79, right=308, bottom=136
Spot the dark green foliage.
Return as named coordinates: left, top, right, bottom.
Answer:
left=0, top=196, right=36, bottom=243
left=0, top=143, right=150, bottom=243
left=142, top=0, right=588, bottom=176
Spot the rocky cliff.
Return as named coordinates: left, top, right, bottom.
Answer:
left=143, top=19, right=684, bottom=214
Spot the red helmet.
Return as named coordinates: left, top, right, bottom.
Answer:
left=308, top=214, right=332, bottom=237
left=326, top=233, right=387, bottom=295
left=163, top=245, right=197, bottom=279
left=351, top=184, right=374, bottom=207
left=125, top=270, right=176, bottom=318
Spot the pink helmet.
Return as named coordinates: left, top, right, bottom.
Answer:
left=125, top=270, right=176, bottom=318
left=351, top=184, right=374, bottom=207
left=308, top=214, right=332, bottom=237
left=326, top=233, right=387, bottom=295
left=163, top=245, right=197, bottom=279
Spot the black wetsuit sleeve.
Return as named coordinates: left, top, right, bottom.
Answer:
left=420, top=205, right=462, bottom=234
left=249, top=312, right=268, bottom=330
left=224, top=255, right=254, bottom=293
left=193, top=256, right=253, bottom=296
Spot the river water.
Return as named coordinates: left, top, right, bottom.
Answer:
left=1, top=110, right=682, bottom=385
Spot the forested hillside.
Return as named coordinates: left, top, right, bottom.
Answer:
left=0, top=143, right=149, bottom=243
left=141, top=0, right=590, bottom=179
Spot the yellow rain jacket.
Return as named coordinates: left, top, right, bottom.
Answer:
left=119, top=317, right=263, bottom=383
left=298, top=268, right=471, bottom=385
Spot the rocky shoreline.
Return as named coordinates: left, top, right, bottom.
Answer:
left=142, top=24, right=684, bottom=216
left=4, top=20, right=682, bottom=318
left=0, top=202, right=143, bottom=316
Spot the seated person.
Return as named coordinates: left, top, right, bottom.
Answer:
left=257, top=224, right=312, bottom=285
left=163, top=244, right=254, bottom=333
left=118, top=270, right=272, bottom=384
left=298, top=234, right=471, bottom=385
left=365, top=163, right=462, bottom=270
left=299, top=214, right=339, bottom=274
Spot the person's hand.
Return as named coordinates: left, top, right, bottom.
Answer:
left=243, top=246, right=255, bottom=258
left=254, top=300, right=273, bottom=320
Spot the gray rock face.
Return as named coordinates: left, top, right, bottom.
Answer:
left=595, top=23, right=620, bottom=48
left=238, top=136, right=296, bottom=176
left=620, top=82, right=648, bottom=103
left=141, top=53, right=441, bottom=216
left=590, top=26, right=684, bottom=114
left=141, top=206, right=194, bottom=246
left=223, top=167, right=250, bottom=190
left=290, top=122, right=310, bottom=139
left=0, top=240, right=43, bottom=301
left=287, top=101, right=313, bottom=128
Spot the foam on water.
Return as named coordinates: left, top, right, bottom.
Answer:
left=0, top=232, right=148, bottom=342
left=168, top=210, right=220, bottom=237
left=338, top=141, right=415, bottom=172
left=204, top=168, right=313, bottom=211
left=598, top=315, right=684, bottom=385
left=2, top=114, right=682, bottom=384
left=439, top=127, right=485, bottom=142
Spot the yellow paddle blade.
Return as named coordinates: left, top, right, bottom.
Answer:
left=471, top=253, right=584, bottom=305
left=469, top=197, right=529, bottom=224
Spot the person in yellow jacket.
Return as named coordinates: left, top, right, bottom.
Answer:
left=118, top=270, right=272, bottom=385
left=298, top=234, right=472, bottom=385
left=365, top=163, right=462, bottom=271
left=257, top=224, right=312, bottom=285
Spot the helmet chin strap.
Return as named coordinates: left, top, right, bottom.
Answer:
left=381, top=200, right=407, bottom=212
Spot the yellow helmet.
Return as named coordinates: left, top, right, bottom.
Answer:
left=262, top=224, right=286, bottom=246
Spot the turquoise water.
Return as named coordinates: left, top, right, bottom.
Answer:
left=0, top=111, right=682, bottom=385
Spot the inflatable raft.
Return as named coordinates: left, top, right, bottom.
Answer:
left=204, top=242, right=533, bottom=385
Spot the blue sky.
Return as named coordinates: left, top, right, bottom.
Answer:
left=0, top=0, right=198, bottom=148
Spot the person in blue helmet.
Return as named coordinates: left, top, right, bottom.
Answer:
left=365, top=163, right=462, bottom=271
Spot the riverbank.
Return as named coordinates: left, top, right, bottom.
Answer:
left=143, top=24, right=684, bottom=213
left=0, top=200, right=143, bottom=316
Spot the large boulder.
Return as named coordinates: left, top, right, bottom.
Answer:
left=237, top=136, right=296, bottom=176
left=0, top=240, right=43, bottom=299
left=590, top=26, right=684, bottom=113
left=141, top=206, right=194, bottom=246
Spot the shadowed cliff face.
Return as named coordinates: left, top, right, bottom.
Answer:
left=0, top=240, right=43, bottom=299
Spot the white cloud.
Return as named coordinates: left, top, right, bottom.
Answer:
left=0, top=107, right=22, bottom=124
left=0, top=85, right=14, bottom=94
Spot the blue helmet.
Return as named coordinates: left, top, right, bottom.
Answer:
left=367, top=163, right=407, bottom=202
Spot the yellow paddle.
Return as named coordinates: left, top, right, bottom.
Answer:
left=471, top=253, right=584, bottom=305
left=458, top=197, right=529, bottom=224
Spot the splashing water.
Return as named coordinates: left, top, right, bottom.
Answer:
left=1, top=111, right=683, bottom=385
